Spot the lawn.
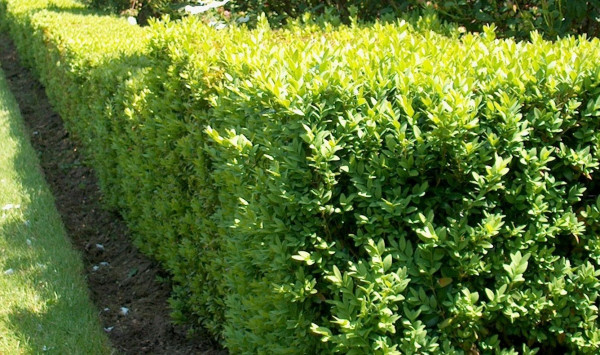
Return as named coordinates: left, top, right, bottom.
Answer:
left=0, top=66, right=112, bottom=354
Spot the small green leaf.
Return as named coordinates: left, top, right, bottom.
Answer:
left=377, top=239, right=386, bottom=254
left=383, top=254, right=393, bottom=272
left=485, top=288, right=495, bottom=301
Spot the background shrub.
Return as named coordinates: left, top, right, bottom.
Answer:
left=224, top=0, right=410, bottom=25
left=85, top=0, right=180, bottom=23
left=419, top=0, right=600, bottom=39
left=85, top=0, right=600, bottom=39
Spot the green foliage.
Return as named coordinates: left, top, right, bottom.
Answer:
left=225, top=0, right=410, bottom=25
left=3, top=0, right=600, bottom=353
left=85, top=0, right=180, bottom=22
left=85, top=0, right=600, bottom=39
left=86, top=0, right=129, bottom=11
left=418, top=0, right=600, bottom=39
left=224, top=0, right=600, bottom=38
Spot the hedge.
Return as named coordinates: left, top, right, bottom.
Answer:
left=2, top=0, right=600, bottom=353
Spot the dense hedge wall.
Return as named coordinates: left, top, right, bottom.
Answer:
left=3, top=0, right=600, bottom=353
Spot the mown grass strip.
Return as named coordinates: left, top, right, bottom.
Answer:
left=0, top=66, right=112, bottom=354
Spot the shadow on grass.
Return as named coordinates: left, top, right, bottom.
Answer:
left=1, top=217, right=105, bottom=352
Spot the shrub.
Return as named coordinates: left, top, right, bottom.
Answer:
left=2, top=0, right=600, bottom=353
left=85, top=0, right=600, bottom=39
left=225, top=0, right=410, bottom=24
left=418, top=0, right=600, bottom=39
left=85, top=0, right=180, bottom=23
left=231, top=0, right=600, bottom=38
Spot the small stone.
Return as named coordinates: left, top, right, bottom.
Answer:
left=120, top=307, right=129, bottom=316
left=2, top=204, right=20, bottom=211
left=3, top=269, right=14, bottom=275
left=103, top=326, right=114, bottom=333
left=95, top=243, right=105, bottom=251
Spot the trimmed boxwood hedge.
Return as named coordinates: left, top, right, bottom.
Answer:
left=2, top=1, right=600, bottom=353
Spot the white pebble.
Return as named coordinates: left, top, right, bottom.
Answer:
left=3, top=269, right=14, bottom=275
left=120, top=307, right=129, bottom=316
left=2, top=204, right=20, bottom=211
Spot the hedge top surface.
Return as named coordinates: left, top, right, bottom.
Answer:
left=150, top=17, right=600, bottom=111
left=3, top=0, right=148, bottom=65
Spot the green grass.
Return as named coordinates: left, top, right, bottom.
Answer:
left=0, top=66, right=112, bottom=354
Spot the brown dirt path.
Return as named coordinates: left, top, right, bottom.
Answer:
left=0, top=33, right=225, bottom=355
